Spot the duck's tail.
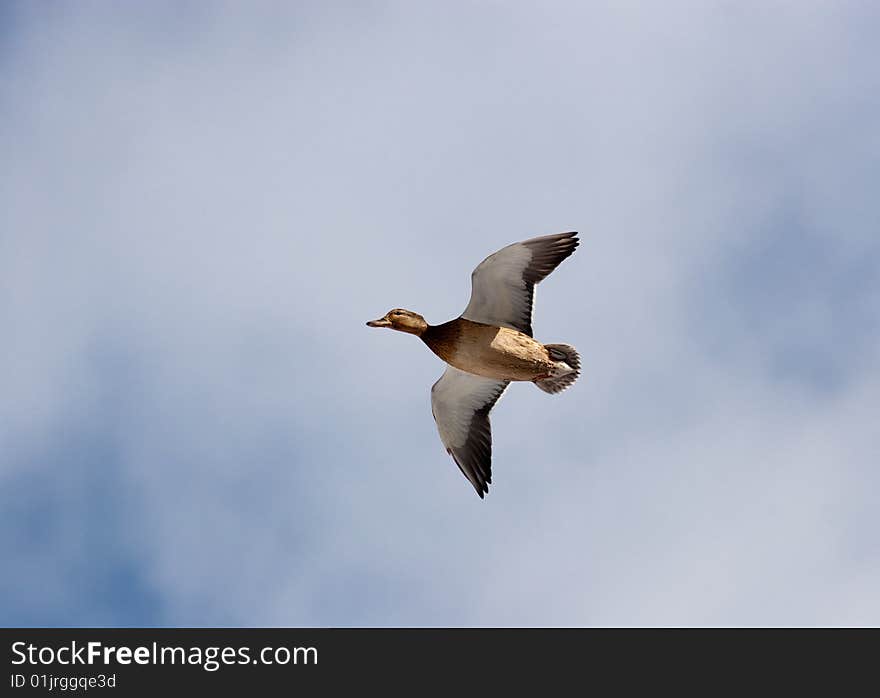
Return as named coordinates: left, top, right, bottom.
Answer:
left=534, top=343, right=580, bottom=394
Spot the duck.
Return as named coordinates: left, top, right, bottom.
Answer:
left=367, top=231, right=580, bottom=498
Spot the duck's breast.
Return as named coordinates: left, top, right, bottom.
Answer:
left=425, top=319, right=549, bottom=381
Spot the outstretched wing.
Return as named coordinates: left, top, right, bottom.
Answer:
left=430, top=366, right=509, bottom=498
left=461, top=231, right=579, bottom=336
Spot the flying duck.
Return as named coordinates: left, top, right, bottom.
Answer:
left=367, top=231, right=580, bottom=498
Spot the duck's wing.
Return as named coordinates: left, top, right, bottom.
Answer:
left=461, top=231, right=579, bottom=337
left=430, top=366, right=510, bottom=498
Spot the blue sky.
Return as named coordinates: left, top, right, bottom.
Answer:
left=2, top=1, right=879, bottom=626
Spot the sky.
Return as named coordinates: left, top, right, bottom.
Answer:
left=2, top=1, right=879, bottom=627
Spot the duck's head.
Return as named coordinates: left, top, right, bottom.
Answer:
left=366, top=308, right=428, bottom=336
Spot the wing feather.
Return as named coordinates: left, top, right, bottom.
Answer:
left=430, top=367, right=509, bottom=498
left=461, top=231, right=578, bottom=336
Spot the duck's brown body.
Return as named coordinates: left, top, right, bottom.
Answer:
left=422, top=318, right=553, bottom=381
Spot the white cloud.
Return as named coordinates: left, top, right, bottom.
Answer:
left=2, top=2, right=878, bottom=625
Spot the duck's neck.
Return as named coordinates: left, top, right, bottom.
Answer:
left=421, top=319, right=460, bottom=363
left=397, top=319, right=428, bottom=336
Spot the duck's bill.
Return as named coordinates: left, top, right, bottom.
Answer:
left=366, top=318, right=391, bottom=328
